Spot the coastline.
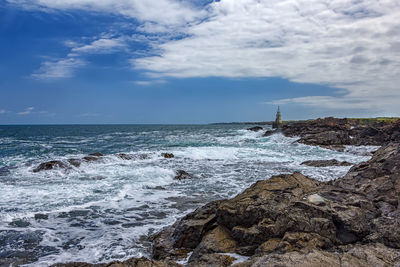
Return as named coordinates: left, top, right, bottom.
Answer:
left=49, top=117, right=400, bottom=267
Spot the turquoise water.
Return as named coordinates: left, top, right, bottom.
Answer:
left=0, top=124, right=375, bottom=266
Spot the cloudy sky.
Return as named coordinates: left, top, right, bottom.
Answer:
left=1, top=0, right=399, bottom=124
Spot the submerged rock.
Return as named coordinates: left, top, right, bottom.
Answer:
left=263, top=130, right=278, bottom=137
left=247, top=126, right=263, bottom=132
left=67, top=158, right=81, bottom=167
left=33, top=161, right=68, bottom=172
left=301, top=159, right=353, bottom=167
left=175, top=170, right=193, bottom=180
left=161, top=153, right=174, bottom=159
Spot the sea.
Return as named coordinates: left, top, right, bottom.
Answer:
left=0, top=124, right=378, bottom=266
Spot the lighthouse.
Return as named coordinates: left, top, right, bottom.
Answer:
left=272, top=107, right=282, bottom=129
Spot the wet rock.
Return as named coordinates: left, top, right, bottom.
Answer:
left=34, top=214, right=48, bottom=221
left=301, top=159, right=353, bottom=167
left=263, top=130, right=278, bottom=137
left=33, top=160, right=68, bottom=172
left=9, top=219, right=31, bottom=228
left=247, top=126, right=263, bottom=132
left=67, top=158, right=81, bottom=167
left=161, top=153, right=174, bottom=159
left=117, top=153, right=134, bottom=160
left=175, top=170, right=193, bottom=180
left=89, top=152, right=104, bottom=157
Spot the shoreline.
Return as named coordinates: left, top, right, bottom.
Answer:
left=49, top=118, right=400, bottom=266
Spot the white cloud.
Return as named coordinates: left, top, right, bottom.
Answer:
left=131, top=0, right=400, bottom=113
left=71, top=37, right=127, bottom=54
left=0, top=109, right=6, bottom=114
left=33, top=36, right=126, bottom=79
left=7, top=0, right=202, bottom=26
left=18, top=107, right=35, bottom=115
left=32, top=58, right=85, bottom=79
left=134, top=79, right=166, bottom=86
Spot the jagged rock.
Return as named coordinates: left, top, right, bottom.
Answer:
left=280, top=117, right=400, bottom=149
left=247, top=126, right=263, bottom=132
left=235, top=243, right=400, bottom=267
left=152, top=142, right=400, bottom=266
left=188, top=253, right=236, bottom=267
left=33, top=161, right=68, bottom=172
left=301, top=159, right=353, bottom=167
left=175, top=170, right=193, bottom=180
left=161, top=153, right=174, bottom=159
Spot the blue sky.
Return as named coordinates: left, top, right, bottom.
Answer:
left=1, top=0, right=399, bottom=124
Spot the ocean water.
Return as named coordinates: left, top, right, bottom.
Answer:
left=0, top=124, right=377, bottom=266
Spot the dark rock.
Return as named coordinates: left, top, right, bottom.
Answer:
left=247, top=126, right=263, bottom=132
left=117, top=153, right=134, bottom=160
left=280, top=117, right=400, bottom=149
left=33, top=160, right=68, bottom=172
left=89, top=152, right=103, bottom=157
left=161, top=153, right=174, bottom=159
left=301, top=159, right=353, bottom=167
left=175, top=170, right=193, bottom=180
left=34, top=214, right=48, bottom=221
left=263, top=130, right=278, bottom=137
left=67, top=158, right=81, bottom=167
left=152, top=142, right=400, bottom=266
left=9, top=219, right=31, bottom=228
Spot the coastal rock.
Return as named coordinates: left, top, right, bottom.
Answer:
left=301, top=159, right=353, bottom=167
left=161, top=153, right=174, bottom=159
left=152, top=142, right=400, bottom=266
left=280, top=117, right=400, bottom=149
left=51, top=257, right=182, bottom=267
left=235, top=243, right=400, bottom=267
left=83, top=153, right=103, bottom=162
left=263, top=130, right=278, bottom=137
left=33, top=160, right=68, bottom=172
left=175, top=170, right=193, bottom=180
left=247, top=126, right=263, bottom=132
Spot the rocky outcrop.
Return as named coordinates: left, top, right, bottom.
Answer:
left=162, top=153, right=175, bottom=159
left=274, top=117, right=400, bottom=149
left=33, top=160, right=68, bottom=172
left=151, top=143, right=400, bottom=266
left=32, top=152, right=150, bottom=172
left=247, top=126, right=263, bottom=132
left=301, top=159, right=353, bottom=167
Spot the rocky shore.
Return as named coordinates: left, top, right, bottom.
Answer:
left=53, top=118, right=400, bottom=267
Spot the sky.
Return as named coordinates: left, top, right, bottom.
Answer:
left=0, top=0, right=399, bottom=124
